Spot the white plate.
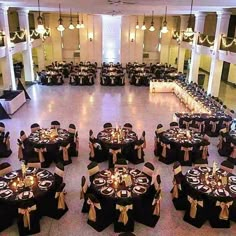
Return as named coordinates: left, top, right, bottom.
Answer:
left=4, top=171, right=18, bottom=179
left=93, top=178, right=106, bottom=186
left=188, top=169, right=200, bottom=176
left=198, top=167, right=211, bottom=172
left=229, top=185, right=236, bottom=193
left=196, top=185, right=212, bottom=193
left=26, top=167, right=37, bottom=174
left=132, top=185, right=147, bottom=194
left=187, top=176, right=200, bottom=185
left=36, top=171, right=49, bottom=178
left=213, top=189, right=229, bottom=197
left=228, top=176, right=236, bottom=184
left=0, top=189, right=13, bottom=198
left=100, top=186, right=114, bottom=195
left=136, top=177, right=149, bottom=184
left=130, top=169, right=142, bottom=177
left=117, top=190, right=131, bottom=198
left=0, top=181, right=7, bottom=189
left=18, top=191, right=34, bottom=200
left=38, top=180, right=52, bottom=189
left=100, top=170, right=111, bottom=177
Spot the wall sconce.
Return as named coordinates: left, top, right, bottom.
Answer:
left=88, top=32, right=93, bottom=42
left=130, top=32, right=135, bottom=43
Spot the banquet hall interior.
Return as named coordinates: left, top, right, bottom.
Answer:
left=0, top=0, right=236, bottom=235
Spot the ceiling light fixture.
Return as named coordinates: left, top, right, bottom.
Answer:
left=161, top=6, right=168, bottom=34
left=141, top=14, right=146, bottom=30
left=184, top=0, right=194, bottom=37
left=80, top=14, right=85, bottom=28
left=149, top=11, right=155, bottom=32
left=76, top=12, right=81, bottom=29
left=68, top=9, right=75, bottom=30
left=57, top=3, right=65, bottom=32
left=35, top=0, right=46, bottom=34
left=135, top=17, right=139, bottom=29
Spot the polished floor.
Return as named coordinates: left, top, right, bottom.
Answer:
left=1, top=77, right=236, bottom=236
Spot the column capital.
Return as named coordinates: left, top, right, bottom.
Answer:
left=17, top=9, right=29, bottom=15
left=216, top=10, right=231, bottom=19
left=0, top=6, right=9, bottom=14
left=194, top=12, right=207, bottom=19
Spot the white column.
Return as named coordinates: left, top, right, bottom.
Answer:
left=188, top=13, right=206, bottom=83
left=207, top=11, right=231, bottom=96
left=177, top=15, right=189, bottom=72
left=0, top=6, right=16, bottom=90
left=36, top=45, right=45, bottom=71
left=18, top=9, right=35, bottom=82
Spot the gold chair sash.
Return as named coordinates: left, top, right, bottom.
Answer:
left=34, top=147, right=47, bottom=163
left=210, top=121, right=219, bottom=133
left=55, top=166, right=64, bottom=177
left=4, top=136, right=11, bottom=150
left=59, top=144, right=70, bottom=161
left=80, top=179, right=88, bottom=200
left=87, top=198, right=101, bottom=222
left=223, top=121, right=232, bottom=132
left=18, top=205, right=37, bottom=230
left=216, top=201, right=233, bottom=220
left=230, top=143, right=236, bottom=159
left=181, top=146, right=193, bottom=162
left=188, top=196, right=203, bottom=219
left=200, top=145, right=208, bottom=160
left=196, top=121, right=205, bottom=132
left=217, top=136, right=224, bottom=150
left=161, top=143, right=170, bottom=158
left=141, top=136, right=146, bottom=149
left=109, top=149, right=121, bottom=164
left=183, top=120, right=192, bottom=129
left=152, top=194, right=161, bottom=216
left=134, top=144, right=143, bottom=159
left=116, top=204, right=133, bottom=225
left=55, top=191, right=66, bottom=210
left=172, top=179, right=179, bottom=199
left=88, top=165, right=100, bottom=177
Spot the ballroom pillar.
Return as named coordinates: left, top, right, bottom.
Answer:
left=36, top=45, right=45, bottom=71
left=188, top=13, right=206, bottom=83
left=0, top=6, right=16, bottom=90
left=18, top=9, right=35, bottom=82
left=177, top=15, right=189, bottom=72
left=207, top=11, right=231, bottom=96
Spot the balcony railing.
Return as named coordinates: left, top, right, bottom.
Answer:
left=197, top=34, right=215, bottom=47
left=172, top=31, right=180, bottom=40
left=10, top=30, right=26, bottom=44
left=30, top=30, right=41, bottom=40
left=220, top=36, right=236, bottom=53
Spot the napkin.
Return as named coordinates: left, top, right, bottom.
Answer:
left=121, top=190, right=127, bottom=197
left=22, top=191, right=30, bottom=199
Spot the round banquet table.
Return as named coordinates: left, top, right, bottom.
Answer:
left=185, top=166, right=236, bottom=200
left=161, top=128, right=204, bottom=147
left=90, top=167, right=151, bottom=199
left=0, top=168, right=54, bottom=204
left=28, top=128, right=70, bottom=146
left=97, top=128, right=138, bottom=150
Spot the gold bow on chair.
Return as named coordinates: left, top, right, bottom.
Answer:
left=210, top=121, right=219, bottom=133
left=187, top=196, right=203, bottom=219
left=161, top=143, right=170, bottom=158
left=4, top=136, right=11, bottom=151
left=183, top=120, right=192, bottom=129
left=230, top=143, right=236, bottom=159
left=75, top=132, right=79, bottom=151
left=34, top=147, right=47, bottom=162
left=55, top=191, right=66, bottom=210
left=152, top=194, right=161, bottom=216
left=200, top=145, right=208, bottom=160
left=223, top=121, right=232, bottom=132
left=60, top=144, right=70, bottom=161
left=134, top=144, right=143, bottom=159
left=196, top=121, right=205, bottom=133
left=18, top=205, right=37, bottom=230
left=216, top=201, right=233, bottom=220
left=80, top=180, right=88, bottom=200
left=109, top=149, right=121, bottom=164
left=181, top=146, right=193, bottom=162
left=87, top=198, right=101, bottom=222
left=172, top=179, right=180, bottom=199
left=116, top=204, right=133, bottom=225
left=217, top=136, right=225, bottom=150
